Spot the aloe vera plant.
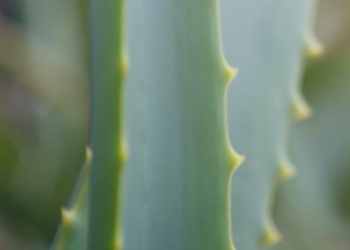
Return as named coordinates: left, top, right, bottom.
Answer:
left=49, top=1, right=127, bottom=249
left=2, top=0, right=350, bottom=250
left=56, top=0, right=243, bottom=249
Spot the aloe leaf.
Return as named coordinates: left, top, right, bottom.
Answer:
left=122, top=0, right=242, bottom=249
left=58, top=0, right=242, bottom=249
left=122, top=0, right=147, bottom=247
left=220, top=0, right=322, bottom=249
left=88, top=0, right=127, bottom=249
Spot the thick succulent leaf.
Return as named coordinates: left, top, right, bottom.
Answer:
left=220, top=0, right=321, bottom=249
left=56, top=0, right=242, bottom=249
left=123, top=0, right=242, bottom=249
left=88, top=0, right=127, bottom=248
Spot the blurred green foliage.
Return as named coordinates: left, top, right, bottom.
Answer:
left=0, top=1, right=88, bottom=248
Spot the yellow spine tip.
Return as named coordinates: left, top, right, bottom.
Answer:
left=121, top=52, right=129, bottom=75
left=122, top=58, right=129, bottom=73
left=120, top=141, right=129, bottom=163
left=115, top=237, right=122, bottom=250
left=278, top=158, right=296, bottom=181
left=306, top=36, right=324, bottom=58
left=230, top=149, right=245, bottom=170
left=86, top=147, right=93, bottom=164
left=225, top=65, right=238, bottom=84
left=61, top=208, right=75, bottom=228
left=292, top=96, right=312, bottom=120
left=260, top=220, right=281, bottom=245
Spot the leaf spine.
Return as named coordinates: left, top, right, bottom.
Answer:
left=305, top=34, right=324, bottom=58
left=120, top=139, right=128, bottom=164
left=61, top=208, right=76, bottom=230
left=291, top=95, right=312, bottom=120
left=86, top=147, right=93, bottom=166
left=224, top=64, right=238, bottom=85
left=277, top=157, right=297, bottom=181
left=229, top=148, right=245, bottom=171
left=121, top=52, right=129, bottom=76
left=260, top=219, right=281, bottom=246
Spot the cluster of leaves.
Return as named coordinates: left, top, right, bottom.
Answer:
left=0, top=0, right=350, bottom=249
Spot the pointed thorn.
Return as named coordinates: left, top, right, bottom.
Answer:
left=292, top=96, right=312, bottom=120
left=61, top=208, right=75, bottom=228
left=277, top=157, right=297, bottom=181
left=260, top=220, right=281, bottom=246
left=225, top=65, right=238, bottom=84
left=120, top=140, right=129, bottom=164
left=86, top=147, right=93, bottom=164
left=230, top=148, right=245, bottom=170
left=121, top=52, right=129, bottom=75
left=306, top=35, right=324, bottom=58
left=115, top=238, right=122, bottom=250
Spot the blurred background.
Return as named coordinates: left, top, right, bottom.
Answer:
left=268, top=0, right=350, bottom=249
left=0, top=0, right=350, bottom=249
left=0, top=0, right=89, bottom=248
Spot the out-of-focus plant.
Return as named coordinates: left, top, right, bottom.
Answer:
left=265, top=1, right=350, bottom=249
left=0, top=0, right=89, bottom=248
left=221, top=0, right=322, bottom=249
